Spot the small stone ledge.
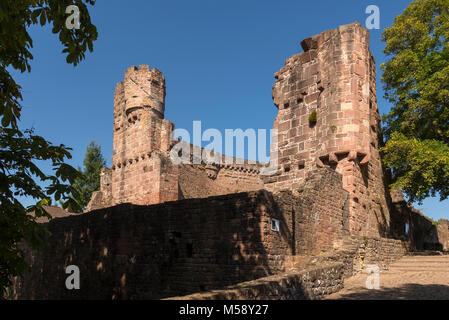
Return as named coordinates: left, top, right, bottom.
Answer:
left=164, top=262, right=344, bottom=301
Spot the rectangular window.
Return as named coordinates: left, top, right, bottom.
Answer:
left=271, top=218, right=280, bottom=232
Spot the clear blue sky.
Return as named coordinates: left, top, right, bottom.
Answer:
left=12, top=0, right=448, bottom=220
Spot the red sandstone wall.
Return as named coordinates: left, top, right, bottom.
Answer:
left=88, top=24, right=394, bottom=244
left=264, top=22, right=391, bottom=238
left=10, top=169, right=351, bottom=300
left=86, top=66, right=268, bottom=211
left=437, top=220, right=449, bottom=252
left=168, top=263, right=345, bottom=300
left=110, top=66, right=175, bottom=206
left=178, top=164, right=263, bottom=199
left=274, top=168, right=350, bottom=255
left=170, top=238, right=407, bottom=301
left=174, top=141, right=265, bottom=199
left=392, top=199, right=449, bottom=252
left=10, top=191, right=294, bottom=299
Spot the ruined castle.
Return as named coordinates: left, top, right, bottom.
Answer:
left=9, top=22, right=449, bottom=300
left=86, top=64, right=264, bottom=210
left=87, top=22, right=390, bottom=239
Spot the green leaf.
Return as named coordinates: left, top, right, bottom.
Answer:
left=381, top=0, right=449, bottom=203
left=0, top=0, right=98, bottom=297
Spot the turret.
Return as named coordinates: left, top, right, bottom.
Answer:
left=123, top=65, right=166, bottom=121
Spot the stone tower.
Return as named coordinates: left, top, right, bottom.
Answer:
left=96, top=65, right=178, bottom=207
left=86, top=65, right=265, bottom=212
left=87, top=23, right=392, bottom=240
left=264, top=22, right=391, bottom=237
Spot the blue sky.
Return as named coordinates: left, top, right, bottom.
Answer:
left=12, top=0, right=448, bottom=220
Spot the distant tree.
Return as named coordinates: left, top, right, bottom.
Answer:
left=71, top=141, right=105, bottom=210
left=0, top=0, right=97, bottom=297
left=381, top=0, right=449, bottom=204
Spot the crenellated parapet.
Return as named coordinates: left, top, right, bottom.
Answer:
left=123, top=65, right=165, bottom=118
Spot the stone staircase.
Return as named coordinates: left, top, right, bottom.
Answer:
left=325, top=254, right=449, bottom=299
left=388, top=255, right=449, bottom=273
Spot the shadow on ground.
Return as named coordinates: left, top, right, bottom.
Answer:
left=329, top=283, right=449, bottom=300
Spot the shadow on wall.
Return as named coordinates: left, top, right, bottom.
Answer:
left=9, top=191, right=294, bottom=300
left=321, top=157, right=389, bottom=239
left=375, top=206, right=388, bottom=239
left=328, top=283, right=449, bottom=300
left=391, top=200, right=448, bottom=251
left=9, top=168, right=352, bottom=300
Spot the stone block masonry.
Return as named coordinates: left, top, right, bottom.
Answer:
left=167, top=237, right=407, bottom=300
left=264, top=22, right=392, bottom=239
left=13, top=21, right=446, bottom=300
left=167, top=263, right=345, bottom=300
left=391, top=194, right=449, bottom=252
left=273, top=168, right=350, bottom=256
left=111, top=65, right=176, bottom=206
left=9, top=168, right=352, bottom=299
left=86, top=66, right=266, bottom=211
left=12, top=191, right=289, bottom=299
left=87, top=23, right=394, bottom=246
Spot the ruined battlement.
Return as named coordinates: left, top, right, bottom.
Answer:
left=268, top=22, right=376, bottom=180
left=265, top=22, right=387, bottom=237
left=13, top=21, right=449, bottom=301
left=87, top=66, right=265, bottom=211
left=88, top=22, right=391, bottom=239
left=121, top=65, right=166, bottom=119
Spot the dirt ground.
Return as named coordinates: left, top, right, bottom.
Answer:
left=326, top=255, right=449, bottom=300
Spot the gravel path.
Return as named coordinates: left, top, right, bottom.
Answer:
left=325, top=255, right=449, bottom=300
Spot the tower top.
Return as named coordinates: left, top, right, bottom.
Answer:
left=124, top=65, right=165, bottom=80
left=122, top=65, right=166, bottom=119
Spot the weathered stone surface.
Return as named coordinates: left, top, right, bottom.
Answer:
left=86, top=66, right=265, bottom=211
left=264, top=22, right=392, bottom=239
left=391, top=198, right=449, bottom=252
left=88, top=22, right=394, bottom=243
left=9, top=169, right=353, bottom=300
left=12, top=191, right=288, bottom=300
left=11, top=22, right=448, bottom=301
left=166, top=263, right=345, bottom=300
left=109, top=65, right=177, bottom=207
left=166, top=237, right=408, bottom=301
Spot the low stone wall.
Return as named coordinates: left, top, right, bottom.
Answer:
left=8, top=168, right=408, bottom=300
left=363, top=238, right=408, bottom=268
left=392, top=199, right=449, bottom=251
left=167, top=237, right=407, bottom=300
left=304, top=236, right=407, bottom=280
left=9, top=168, right=352, bottom=300
left=9, top=191, right=294, bottom=300
left=166, top=263, right=344, bottom=300
left=437, top=220, right=449, bottom=252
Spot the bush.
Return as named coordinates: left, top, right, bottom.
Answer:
left=309, top=110, right=317, bottom=126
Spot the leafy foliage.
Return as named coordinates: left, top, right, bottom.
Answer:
left=0, top=0, right=98, bottom=128
left=71, top=141, right=105, bottom=210
left=0, top=128, right=81, bottom=297
left=382, top=132, right=449, bottom=202
left=381, top=0, right=449, bottom=203
left=0, top=0, right=97, bottom=297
